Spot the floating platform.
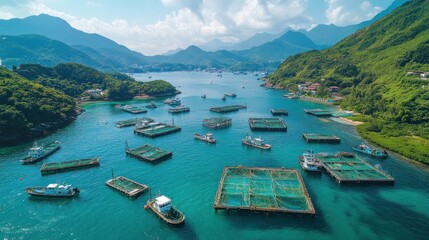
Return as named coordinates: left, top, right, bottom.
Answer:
left=248, top=118, right=287, bottom=132
left=319, top=153, right=395, bottom=184
left=105, top=176, right=148, bottom=198
left=213, top=166, right=315, bottom=215
left=210, top=105, right=246, bottom=113
left=304, top=109, right=334, bottom=117
left=115, top=117, right=154, bottom=128
left=116, top=105, right=147, bottom=114
left=134, top=124, right=181, bottom=138
left=270, top=109, right=289, bottom=116
left=126, top=144, right=172, bottom=163
left=40, top=157, right=100, bottom=175
left=303, top=133, right=341, bottom=143
left=203, top=117, right=232, bottom=129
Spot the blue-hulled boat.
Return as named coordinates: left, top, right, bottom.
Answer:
left=352, top=143, right=388, bottom=158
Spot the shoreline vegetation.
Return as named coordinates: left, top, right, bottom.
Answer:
left=0, top=64, right=179, bottom=145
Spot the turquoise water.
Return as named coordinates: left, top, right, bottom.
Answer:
left=1, top=71, right=428, bottom=240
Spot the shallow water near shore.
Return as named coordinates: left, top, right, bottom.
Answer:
left=1, top=71, right=428, bottom=240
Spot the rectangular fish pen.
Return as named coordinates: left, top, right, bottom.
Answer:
left=209, top=105, right=247, bottom=113
left=270, top=109, right=289, bottom=116
left=319, top=153, right=395, bottom=184
left=105, top=176, right=148, bottom=198
left=304, top=109, right=334, bottom=117
left=126, top=144, right=172, bottom=163
left=203, top=117, right=232, bottom=129
left=115, top=117, right=154, bottom=128
left=248, top=118, right=287, bottom=131
left=303, top=133, right=341, bottom=143
left=213, top=166, right=315, bottom=215
left=134, top=123, right=181, bottom=138
left=40, top=157, right=100, bottom=175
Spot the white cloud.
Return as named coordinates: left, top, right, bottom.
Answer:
left=0, top=9, right=15, bottom=19
left=325, top=0, right=383, bottom=26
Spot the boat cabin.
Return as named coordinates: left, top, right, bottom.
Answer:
left=29, top=144, right=43, bottom=158
left=154, top=195, right=172, bottom=214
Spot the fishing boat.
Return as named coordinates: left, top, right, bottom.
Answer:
left=168, top=105, right=190, bottom=113
left=194, top=133, right=216, bottom=143
left=201, top=94, right=206, bottom=99
left=146, top=195, right=185, bottom=225
left=221, top=95, right=226, bottom=100
left=20, top=141, right=61, bottom=164
left=241, top=135, right=271, bottom=150
left=146, top=101, right=157, bottom=109
left=224, top=92, right=237, bottom=97
left=352, top=143, right=388, bottom=158
left=164, top=98, right=181, bottom=105
left=299, top=150, right=322, bottom=172
left=25, top=183, right=80, bottom=198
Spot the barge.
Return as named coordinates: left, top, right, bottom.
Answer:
left=248, top=118, right=287, bottom=132
left=126, top=144, right=172, bottom=163
left=302, top=133, right=341, bottom=143
left=106, top=176, right=148, bottom=198
left=40, top=157, right=100, bottom=175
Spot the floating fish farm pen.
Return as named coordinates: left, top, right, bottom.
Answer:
left=248, top=118, right=287, bottom=132
left=209, top=105, right=247, bottom=113
left=106, top=176, right=148, bottom=198
left=126, top=144, right=172, bottom=163
left=304, top=109, right=334, bottom=117
left=270, top=109, right=289, bottom=116
left=302, top=133, right=341, bottom=143
left=115, top=117, right=154, bottom=128
left=134, top=123, right=181, bottom=138
left=213, top=166, right=315, bottom=215
left=40, top=157, right=100, bottom=175
left=203, top=117, right=232, bottom=129
left=320, top=153, right=395, bottom=184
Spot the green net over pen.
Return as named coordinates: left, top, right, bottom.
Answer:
left=214, top=166, right=315, bottom=215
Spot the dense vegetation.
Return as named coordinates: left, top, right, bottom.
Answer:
left=268, top=0, right=429, bottom=164
left=0, top=66, right=78, bottom=144
left=14, top=63, right=177, bottom=100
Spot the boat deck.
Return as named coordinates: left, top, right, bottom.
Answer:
left=209, top=105, right=246, bottom=113
left=126, top=144, right=172, bottom=163
left=115, top=117, right=154, bottom=128
left=134, top=124, right=181, bottom=138
left=303, top=133, right=341, bottom=143
left=213, top=166, right=315, bottom=215
left=40, top=157, right=100, bottom=175
left=106, top=176, right=148, bottom=197
left=203, top=117, right=232, bottom=129
left=270, top=109, right=289, bottom=116
left=248, top=118, right=287, bottom=131
left=320, top=154, right=395, bottom=184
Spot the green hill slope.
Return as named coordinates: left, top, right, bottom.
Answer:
left=0, top=66, right=79, bottom=144
left=268, top=0, right=429, bottom=164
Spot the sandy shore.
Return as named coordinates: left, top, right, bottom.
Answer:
left=330, top=117, right=364, bottom=126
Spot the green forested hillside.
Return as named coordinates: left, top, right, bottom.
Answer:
left=14, top=63, right=177, bottom=100
left=268, top=0, right=429, bottom=164
left=0, top=66, right=78, bottom=144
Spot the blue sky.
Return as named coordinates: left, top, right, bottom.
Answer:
left=0, top=0, right=394, bottom=55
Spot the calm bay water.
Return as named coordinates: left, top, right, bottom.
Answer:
left=1, top=71, right=428, bottom=240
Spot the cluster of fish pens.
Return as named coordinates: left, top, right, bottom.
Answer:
left=213, top=166, right=315, bottom=215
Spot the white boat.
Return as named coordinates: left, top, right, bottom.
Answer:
left=242, top=135, right=271, bottom=150
left=194, top=133, right=216, bottom=143
left=299, top=150, right=322, bottom=172
left=221, top=95, right=226, bottom=100
left=224, top=92, right=237, bottom=97
left=146, top=195, right=185, bottom=225
left=163, top=98, right=181, bottom=105
left=168, top=105, right=190, bottom=113
left=26, top=183, right=80, bottom=198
